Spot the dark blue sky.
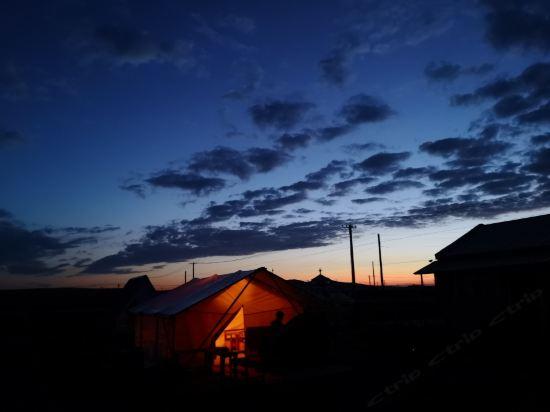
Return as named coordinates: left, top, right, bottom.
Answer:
left=2, top=0, right=550, bottom=287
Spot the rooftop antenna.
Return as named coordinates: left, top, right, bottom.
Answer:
left=319, top=268, right=322, bottom=276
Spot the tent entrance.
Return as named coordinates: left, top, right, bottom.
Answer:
left=214, top=306, right=245, bottom=352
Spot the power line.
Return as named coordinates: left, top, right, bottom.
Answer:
left=148, top=225, right=472, bottom=279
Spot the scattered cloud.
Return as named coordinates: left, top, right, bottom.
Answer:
left=424, top=61, right=494, bottom=82
left=318, top=0, right=461, bottom=86
left=189, top=146, right=291, bottom=179
left=82, top=218, right=347, bottom=274
left=147, top=171, right=226, bottom=195
left=85, top=24, right=196, bottom=69
left=351, top=197, right=385, bottom=204
left=450, top=62, right=550, bottom=125
left=482, top=0, right=550, bottom=53
left=338, top=94, right=394, bottom=125
left=0, top=212, right=98, bottom=276
left=354, top=151, right=410, bottom=175
left=419, top=136, right=512, bottom=167
left=249, top=99, right=315, bottom=130
left=275, top=132, right=312, bottom=152
left=342, top=142, right=385, bottom=153
left=366, top=179, right=424, bottom=194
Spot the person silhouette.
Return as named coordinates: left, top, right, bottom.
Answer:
left=270, top=310, right=285, bottom=337
left=263, top=311, right=285, bottom=370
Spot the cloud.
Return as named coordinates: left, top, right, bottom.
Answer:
left=419, top=136, right=512, bottom=167
left=249, top=99, right=315, bottom=130
left=189, top=146, right=254, bottom=179
left=351, top=197, right=385, bottom=204
left=492, top=94, right=536, bottom=117
left=0, top=212, right=96, bottom=276
left=146, top=171, right=226, bottom=195
left=275, top=132, right=312, bottom=152
left=531, top=133, right=550, bottom=145
left=189, top=146, right=291, bottom=179
left=86, top=24, right=195, bottom=69
left=355, top=151, right=410, bottom=175
left=82, top=218, right=347, bottom=274
left=119, top=182, right=147, bottom=198
left=450, top=62, right=550, bottom=122
left=191, top=160, right=350, bottom=225
left=328, top=177, right=374, bottom=197
left=482, top=0, right=550, bottom=53
left=245, top=147, right=292, bottom=173
left=379, top=189, right=550, bottom=228
left=366, top=180, right=424, bottom=194
left=44, top=225, right=120, bottom=235
left=342, top=142, right=385, bottom=153
left=319, top=53, right=350, bottom=87
left=517, top=101, right=550, bottom=124
left=0, top=209, right=13, bottom=220
left=314, top=123, right=356, bottom=142
left=525, top=147, right=550, bottom=175
left=318, top=0, right=460, bottom=85
left=122, top=145, right=293, bottom=199
left=338, top=94, right=394, bottom=125
left=319, top=34, right=360, bottom=86
left=424, top=61, right=494, bottom=82
left=393, top=166, right=435, bottom=179
left=0, top=129, right=24, bottom=148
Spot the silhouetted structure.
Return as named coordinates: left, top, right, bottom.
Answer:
left=415, top=214, right=549, bottom=335
left=129, top=267, right=304, bottom=368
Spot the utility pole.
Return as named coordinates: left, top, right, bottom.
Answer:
left=191, top=262, right=196, bottom=279
left=377, top=234, right=385, bottom=287
left=344, top=224, right=356, bottom=285
left=371, top=260, right=376, bottom=286
left=184, top=270, right=187, bottom=284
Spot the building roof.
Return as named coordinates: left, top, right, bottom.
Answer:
left=415, top=213, right=550, bottom=274
left=436, top=214, right=550, bottom=259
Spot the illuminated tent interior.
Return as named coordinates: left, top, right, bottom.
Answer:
left=130, top=267, right=304, bottom=366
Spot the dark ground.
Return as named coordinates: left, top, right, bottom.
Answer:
left=0, top=285, right=547, bottom=412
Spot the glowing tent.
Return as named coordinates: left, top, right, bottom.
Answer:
left=130, top=267, right=304, bottom=366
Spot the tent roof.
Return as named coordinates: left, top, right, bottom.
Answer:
left=130, top=267, right=271, bottom=316
left=435, top=213, right=550, bottom=260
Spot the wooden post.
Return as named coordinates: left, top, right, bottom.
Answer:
left=378, top=234, right=385, bottom=287
left=347, top=224, right=356, bottom=285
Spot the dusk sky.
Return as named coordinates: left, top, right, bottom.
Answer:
left=2, top=0, right=550, bottom=288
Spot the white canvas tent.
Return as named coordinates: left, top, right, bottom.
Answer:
left=130, top=267, right=304, bottom=366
